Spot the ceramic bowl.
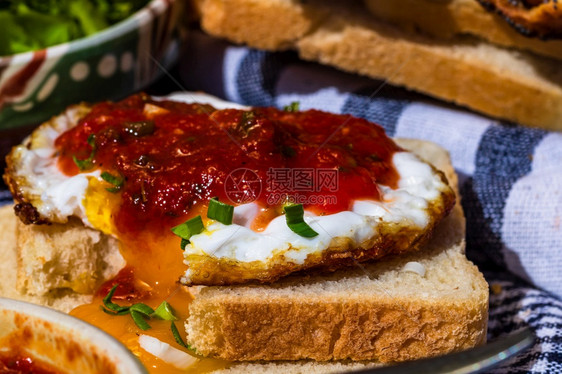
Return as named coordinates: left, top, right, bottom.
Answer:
left=0, top=297, right=147, bottom=373
left=0, top=0, right=181, bottom=131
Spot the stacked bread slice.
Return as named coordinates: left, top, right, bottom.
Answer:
left=193, top=0, right=562, bottom=130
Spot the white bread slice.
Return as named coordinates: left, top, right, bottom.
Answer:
left=16, top=218, right=124, bottom=296
left=364, top=0, right=562, bottom=61
left=0, top=138, right=486, bottom=368
left=185, top=139, right=489, bottom=365
left=193, top=0, right=562, bottom=131
left=0, top=205, right=93, bottom=312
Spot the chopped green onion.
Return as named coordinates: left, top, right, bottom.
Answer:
left=171, top=216, right=205, bottom=247
left=369, top=153, right=382, bottom=162
left=101, top=171, right=124, bottom=193
left=153, top=301, right=177, bottom=321
left=123, top=120, right=155, bottom=137
left=283, top=204, right=318, bottom=238
left=87, top=133, right=96, bottom=148
left=171, top=321, right=195, bottom=351
left=103, top=284, right=118, bottom=304
left=100, top=307, right=130, bottom=316
left=101, top=285, right=151, bottom=330
left=180, top=238, right=189, bottom=251
left=130, top=303, right=155, bottom=316
left=130, top=310, right=151, bottom=331
left=283, top=101, right=300, bottom=112
left=102, top=284, right=129, bottom=313
left=101, top=286, right=192, bottom=338
left=73, top=134, right=96, bottom=171
left=207, top=197, right=234, bottom=225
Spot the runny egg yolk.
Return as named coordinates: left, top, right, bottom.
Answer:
left=75, top=180, right=228, bottom=372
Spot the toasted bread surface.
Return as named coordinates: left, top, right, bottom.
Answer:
left=184, top=140, right=488, bottom=363
left=192, top=0, right=325, bottom=50
left=214, top=360, right=380, bottom=373
left=364, top=0, right=562, bottom=61
left=194, top=0, right=562, bottom=130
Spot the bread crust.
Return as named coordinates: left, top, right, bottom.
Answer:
left=477, top=0, right=562, bottom=39
left=0, top=205, right=94, bottom=313
left=364, top=0, right=562, bottom=60
left=188, top=294, right=487, bottom=362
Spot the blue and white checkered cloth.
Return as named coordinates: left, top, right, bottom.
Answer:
left=2, top=31, right=561, bottom=373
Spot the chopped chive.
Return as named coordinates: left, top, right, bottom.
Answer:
left=207, top=197, right=234, bottom=225
left=101, top=171, right=124, bottom=193
left=100, top=306, right=130, bottom=316
left=73, top=134, right=96, bottom=171
left=130, top=303, right=155, bottom=316
left=283, top=101, right=300, bottom=112
left=102, top=284, right=130, bottom=313
left=171, top=216, right=205, bottom=247
left=73, top=156, right=93, bottom=171
left=131, top=310, right=151, bottom=330
left=153, top=301, right=177, bottom=321
left=283, top=204, right=318, bottom=238
left=180, top=238, right=189, bottom=250
left=87, top=134, right=95, bottom=147
left=101, top=285, right=198, bottom=334
left=171, top=321, right=194, bottom=351
left=103, top=284, right=118, bottom=304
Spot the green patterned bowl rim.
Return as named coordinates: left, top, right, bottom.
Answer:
left=0, top=0, right=172, bottom=63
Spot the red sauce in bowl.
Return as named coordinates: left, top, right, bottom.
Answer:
left=0, top=353, right=60, bottom=374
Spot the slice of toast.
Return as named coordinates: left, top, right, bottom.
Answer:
left=0, top=138, right=487, bottom=368
left=16, top=218, right=124, bottom=296
left=0, top=205, right=94, bottom=312
left=193, top=0, right=562, bottom=131
left=364, top=0, right=562, bottom=61
left=184, top=139, right=489, bottom=364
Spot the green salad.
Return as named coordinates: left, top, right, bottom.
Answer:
left=0, top=0, right=150, bottom=56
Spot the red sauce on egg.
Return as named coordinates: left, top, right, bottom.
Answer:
left=55, top=93, right=400, bottom=236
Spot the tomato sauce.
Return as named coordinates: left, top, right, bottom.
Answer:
left=0, top=354, right=59, bottom=374
left=55, top=93, right=401, bottom=235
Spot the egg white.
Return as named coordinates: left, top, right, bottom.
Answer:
left=182, top=151, right=446, bottom=268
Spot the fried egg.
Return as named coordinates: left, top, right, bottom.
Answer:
left=181, top=150, right=454, bottom=285
left=4, top=93, right=455, bottom=287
